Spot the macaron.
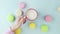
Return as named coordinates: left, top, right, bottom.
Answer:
left=44, top=15, right=52, bottom=22
left=41, top=24, right=49, bottom=32
left=16, top=9, right=23, bottom=17
left=7, top=14, right=15, bottom=22
left=19, top=2, right=26, bottom=9
left=26, top=8, right=38, bottom=21
left=29, top=22, right=36, bottom=29
left=14, top=28, right=22, bottom=34
left=57, top=6, right=60, bottom=12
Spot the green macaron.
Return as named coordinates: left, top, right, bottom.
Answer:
left=7, top=14, right=15, bottom=22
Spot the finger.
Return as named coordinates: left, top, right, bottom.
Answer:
left=19, top=16, right=27, bottom=24
left=23, top=19, right=26, bottom=24
left=16, top=16, right=23, bottom=22
left=22, top=16, right=27, bottom=24
left=18, top=16, right=23, bottom=22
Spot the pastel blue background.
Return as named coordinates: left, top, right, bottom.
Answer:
left=0, top=0, right=60, bottom=34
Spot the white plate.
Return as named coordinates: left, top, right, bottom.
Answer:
left=26, top=8, right=38, bottom=21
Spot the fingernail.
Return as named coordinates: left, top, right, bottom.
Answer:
left=23, top=16, right=27, bottom=20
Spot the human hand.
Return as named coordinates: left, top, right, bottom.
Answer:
left=10, top=16, right=27, bottom=31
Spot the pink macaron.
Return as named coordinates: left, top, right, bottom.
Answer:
left=44, top=15, right=52, bottom=22
left=19, top=2, right=26, bottom=9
